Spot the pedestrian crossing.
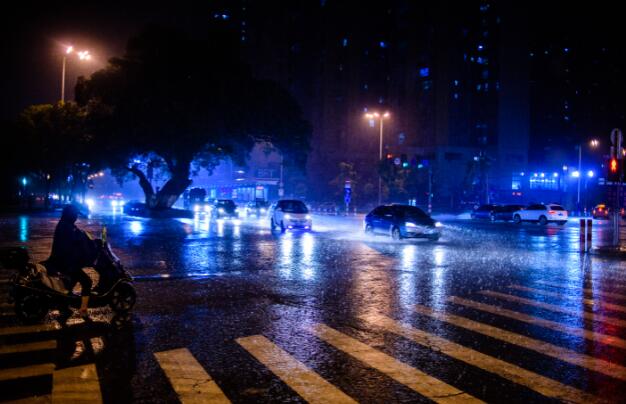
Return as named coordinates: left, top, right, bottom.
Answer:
left=1, top=284, right=626, bottom=403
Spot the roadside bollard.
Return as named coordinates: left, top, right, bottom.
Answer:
left=586, top=219, right=592, bottom=252
left=579, top=219, right=586, bottom=253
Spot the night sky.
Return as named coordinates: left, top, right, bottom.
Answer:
left=1, top=1, right=624, bottom=124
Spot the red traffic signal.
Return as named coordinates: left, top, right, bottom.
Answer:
left=608, top=157, right=621, bottom=182
left=610, top=158, right=618, bottom=173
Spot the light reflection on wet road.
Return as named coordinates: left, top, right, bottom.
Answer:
left=1, top=212, right=626, bottom=402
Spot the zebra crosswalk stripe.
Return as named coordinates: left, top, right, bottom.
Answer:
left=535, top=280, right=626, bottom=301
left=0, top=323, right=59, bottom=336
left=237, top=335, right=356, bottom=404
left=52, top=364, right=102, bottom=404
left=0, top=340, right=57, bottom=355
left=509, top=285, right=626, bottom=313
left=447, top=296, right=626, bottom=349
left=309, top=323, right=483, bottom=403
left=414, top=304, right=626, bottom=381
left=359, top=313, right=605, bottom=404
left=154, top=348, right=230, bottom=404
left=0, top=363, right=55, bottom=382
left=479, top=290, right=626, bottom=328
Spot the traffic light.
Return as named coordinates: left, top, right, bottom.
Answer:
left=608, top=157, right=620, bottom=182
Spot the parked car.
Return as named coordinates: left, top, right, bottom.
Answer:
left=592, top=204, right=610, bottom=219
left=270, top=200, right=312, bottom=232
left=123, top=201, right=147, bottom=216
left=211, top=199, right=238, bottom=219
left=492, top=204, right=525, bottom=221
left=512, top=204, right=568, bottom=225
left=471, top=204, right=500, bottom=220
left=364, top=204, right=442, bottom=241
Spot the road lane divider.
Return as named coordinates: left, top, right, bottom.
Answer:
left=52, top=364, right=102, bottom=403
left=0, top=340, right=57, bottom=355
left=358, top=313, right=604, bottom=404
left=447, top=296, right=626, bottom=349
left=308, top=323, right=482, bottom=403
left=536, top=281, right=626, bottom=301
left=0, top=363, right=55, bottom=382
left=479, top=291, right=626, bottom=328
left=154, top=348, right=230, bottom=404
left=509, top=285, right=626, bottom=314
left=414, top=304, right=626, bottom=381
left=237, top=335, right=356, bottom=404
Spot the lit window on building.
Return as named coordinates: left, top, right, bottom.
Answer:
left=478, top=44, right=484, bottom=51
left=476, top=84, right=482, bottom=91
left=511, top=176, right=522, bottom=190
left=422, top=80, right=432, bottom=91
left=454, top=80, right=459, bottom=86
left=342, top=38, right=348, bottom=47
left=564, top=48, right=569, bottom=53
left=363, top=84, right=368, bottom=90
left=529, top=175, right=559, bottom=190
left=419, top=67, right=430, bottom=77
left=378, top=97, right=384, bottom=104
left=379, top=41, right=387, bottom=48
left=453, top=93, right=459, bottom=99
left=564, top=115, right=570, bottom=121
left=214, top=13, right=229, bottom=20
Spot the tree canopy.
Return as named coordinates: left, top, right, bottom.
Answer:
left=76, top=26, right=311, bottom=208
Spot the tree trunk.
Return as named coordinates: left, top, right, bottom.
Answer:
left=153, top=161, right=191, bottom=209
left=128, top=166, right=155, bottom=207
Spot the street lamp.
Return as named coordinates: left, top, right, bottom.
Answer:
left=61, top=46, right=91, bottom=103
left=576, top=139, right=599, bottom=215
left=365, top=111, right=390, bottom=205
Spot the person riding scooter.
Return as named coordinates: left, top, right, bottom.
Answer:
left=46, top=204, right=99, bottom=317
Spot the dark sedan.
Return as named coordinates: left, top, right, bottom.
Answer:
left=211, top=199, right=238, bottom=219
left=471, top=204, right=499, bottom=220
left=492, top=204, right=525, bottom=221
left=364, top=204, right=441, bottom=241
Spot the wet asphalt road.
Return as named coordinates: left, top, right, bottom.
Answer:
left=1, top=211, right=626, bottom=403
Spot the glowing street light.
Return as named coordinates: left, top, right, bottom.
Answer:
left=61, top=46, right=91, bottom=103
left=364, top=110, right=391, bottom=205
left=587, top=170, right=594, bottom=178
left=575, top=138, right=599, bottom=215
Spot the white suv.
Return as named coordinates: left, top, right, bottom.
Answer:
left=513, top=204, right=568, bottom=225
left=270, top=200, right=312, bottom=232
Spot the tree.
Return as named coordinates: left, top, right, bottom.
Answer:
left=76, top=26, right=311, bottom=209
left=17, top=102, right=98, bottom=206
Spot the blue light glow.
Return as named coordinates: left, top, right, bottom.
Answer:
left=419, top=67, right=430, bottom=77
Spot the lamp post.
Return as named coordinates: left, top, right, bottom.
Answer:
left=365, top=111, right=390, bottom=205
left=61, top=46, right=91, bottom=103
left=576, top=139, right=599, bottom=216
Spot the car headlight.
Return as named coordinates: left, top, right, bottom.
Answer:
left=284, top=214, right=291, bottom=219
left=193, top=205, right=200, bottom=212
left=111, top=200, right=118, bottom=207
left=435, top=222, right=443, bottom=228
left=305, top=214, right=311, bottom=220
left=218, top=208, right=225, bottom=213
left=405, top=222, right=418, bottom=228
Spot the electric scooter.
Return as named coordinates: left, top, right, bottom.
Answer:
left=1, top=238, right=136, bottom=324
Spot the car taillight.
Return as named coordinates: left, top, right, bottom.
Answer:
left=548, top=210, right=556, bottom=214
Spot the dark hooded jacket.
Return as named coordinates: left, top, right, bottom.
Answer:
left=48, top=205, right=95, bottom=274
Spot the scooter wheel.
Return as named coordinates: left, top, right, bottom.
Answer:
left=15, top=294, right=48, bottom=324
left=110, top=282, right=136, bottom=313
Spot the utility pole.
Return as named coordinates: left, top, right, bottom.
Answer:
left=611, top=128, right=623, bottom=247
